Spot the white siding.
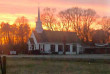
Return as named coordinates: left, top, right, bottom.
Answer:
left=77, top=43, right=82, bottom=54
left=29, top=32, right=39, bottom=50
left=35, top=44, right=39, bottom=50
left=65, top=44, right=76, bottom=55
left=31, top=32, right=37, bottom=44
left=44, top=44, right=51, bottom=53
left=34, top=44, right=36, bottom=50
left=27, top=40, right=31, bottom=51
left=55, top=44, right=58, bottom=52
left=28, top=33, right=83, bottom=55
left=70, top=45, right=73, bottom=52
left=40, top=44, right=44, bottom=49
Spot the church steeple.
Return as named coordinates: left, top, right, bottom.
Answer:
left=38, top=7, right=40, bottom=21
left=36, top=7, right=43, bottom=33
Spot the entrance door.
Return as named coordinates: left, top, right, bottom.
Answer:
left=58, top=45, right=63, bottom=54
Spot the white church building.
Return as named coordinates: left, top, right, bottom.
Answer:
left=27, top=8, right=82, bottom=55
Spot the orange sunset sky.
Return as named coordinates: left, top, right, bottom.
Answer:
left=0, top=0, right=110, bottom=28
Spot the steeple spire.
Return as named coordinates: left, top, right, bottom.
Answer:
left=38, top=7, right=41, bottom=21
left=35, top=5, right=43, bottom=33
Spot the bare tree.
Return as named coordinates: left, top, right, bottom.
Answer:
left=82, top=9, right=97, bottom=42
left=101, top=16, right=110, bottom=31
left=58, top=7, right=97, bottom=43
left=59, top=7, right=84, bottom=34
left=92, top=30, right=109, bottom=43
left=15, top=16, right=31, bottom=44
left=10, top=24, right=19, bottom=44
left=99, top=16, right=110, bottom=42
left=58, top=8, right=74, bottom=31
left=1, top=23, right=11, bottom=44
left=41, top=7, right=57, bottom=31
left=15, top=16, right=28, bottom=26
left=0, top=17, right=31, bottom=53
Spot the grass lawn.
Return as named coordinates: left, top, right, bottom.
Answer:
left=1, top=58, right=110, bottom=74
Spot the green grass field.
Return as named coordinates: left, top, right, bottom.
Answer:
left=1, top=58, right=110, bottom=74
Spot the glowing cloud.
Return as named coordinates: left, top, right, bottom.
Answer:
left=0, top=0, right=110, bottom=28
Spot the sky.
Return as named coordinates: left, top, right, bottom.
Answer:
left=0, top=0, right=110, bottom=28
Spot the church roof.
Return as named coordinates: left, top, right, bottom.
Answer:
left=33, top=30, right=79, bottom=43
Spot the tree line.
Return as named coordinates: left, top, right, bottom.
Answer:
left=41, top=7, right=110, bottom=44
left=0, top=16, right=31, bottom=54
left=0, top=7, right=110, bottom=53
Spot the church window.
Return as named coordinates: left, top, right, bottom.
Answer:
left=65, top=45, right=70, bottom=52
left=73, top=45, right=77, bottom=52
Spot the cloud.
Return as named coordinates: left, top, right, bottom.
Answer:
left=0, top=0, right=110, bottom=28
left=0, top=0, right=109, bottom=14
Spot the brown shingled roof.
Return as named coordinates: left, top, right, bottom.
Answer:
left=33, top=30, right=79, bottom=43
